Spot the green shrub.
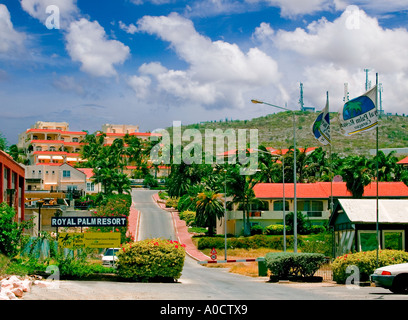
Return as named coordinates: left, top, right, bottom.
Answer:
left=116, top=238, right=185, bottom=282
left=264, top=224, right=284, bottom=235
left=0, top=203, right=33, bottom=257
left=165, top=197, right=179, bottom=208
left=250, top=225, right=264, bottom=235
left=265, top=252, right=326, bottom=278
left=179, top=211, right=196, bottom=226
left=332, top=250, right=408, bottom=284
left=197, top=235, right=300, bottom=251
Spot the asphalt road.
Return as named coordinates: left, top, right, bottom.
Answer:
left=24, top=189, right=408, bottom=301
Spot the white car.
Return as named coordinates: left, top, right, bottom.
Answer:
left=370, top=263, right=408, bottom=294
left=102, top=248, right=120, bottom=267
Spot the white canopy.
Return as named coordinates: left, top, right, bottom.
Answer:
left=338, top=199, right=408, bottom=224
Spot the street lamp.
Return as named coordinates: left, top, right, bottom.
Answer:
left=37, top=199, right=44, bottom=234
left=251, top=99, right=298, bottom=253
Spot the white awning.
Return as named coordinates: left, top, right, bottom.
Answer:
left=338, top=199, right=408, bottom=224
left=38, top=156, right=51, bottom=160
left=52, top=156, right=64, bottom=160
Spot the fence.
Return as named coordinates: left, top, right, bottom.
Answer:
left=314, top=258, right=333, bottom=281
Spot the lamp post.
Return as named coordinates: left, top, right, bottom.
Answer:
left=223, top=168, right=227, bottom=260
left=251, top=99, right=297, bottom=253
left=37, top=199, right=44, bottom=234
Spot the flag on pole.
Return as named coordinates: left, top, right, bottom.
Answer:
left=312, top=92, right=331, bottom=145
left=339, top=85, right=378, bottom=136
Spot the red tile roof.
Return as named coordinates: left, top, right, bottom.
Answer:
left=218, top=147, right=318, bottom=157
left=254, top=182, right=408, bottom=199
left=397, top=156, right=408, bottom=165
left=77, top=168, right=94, bottom=178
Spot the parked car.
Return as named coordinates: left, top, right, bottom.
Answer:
left=370, top=263, right=408, bottom=293
left=101, top=248, right=120, bottom=267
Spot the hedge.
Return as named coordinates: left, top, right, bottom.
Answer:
left=265, top=252, right=326, bottom=278
left=116, top=238, right=185, bottom=282
left=197, top=235, right=301, bottom=251
left=332, top=250, right=408, bottom=284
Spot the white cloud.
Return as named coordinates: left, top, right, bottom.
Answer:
left=0, top=4, right=26, bottom=54
left=128, top=75, right=152, bottom=99
left=65, top=18, right=130, bottom=77
left=134, top=13, right=281, bottom=108
left=257, top=0, right=333, bottom=17
left=20, top=0, right=79, bottom=28
left=119, top=21, right=138, bottom=34
left=252, top=7, right=408, bottom=113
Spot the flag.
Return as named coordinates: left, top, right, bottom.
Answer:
left=339, top=85, right=378, bottom=136
left=312, top=93, right=331, bottom=145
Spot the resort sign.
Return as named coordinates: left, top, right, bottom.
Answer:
left=58, top=232, right=121, bottom=248
left=51, top=216, right=127, bottom=228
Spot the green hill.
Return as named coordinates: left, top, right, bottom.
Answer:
left=173, top=111, right=408, bottom=157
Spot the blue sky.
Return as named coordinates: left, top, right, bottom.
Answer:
left=1, top=0, right=408, bottom=145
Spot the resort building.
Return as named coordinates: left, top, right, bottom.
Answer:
left=0, top=150, right=25, bottom=222
left=217, top=181, right=408, bottom=236
left=17, top=121, right=87, bottom=166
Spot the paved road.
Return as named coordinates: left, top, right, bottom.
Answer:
left=24, top=190, right=408, bottom=301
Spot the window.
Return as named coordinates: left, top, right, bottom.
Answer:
left=87, top=183, right=95, bottom=192
left=49, top=146, right=56, bottom=151
left=298, top=200, right=323, bottom=217
left=72, top=137, right=78, bottom=142
left=273, top=200, right=289, bottom=211
left=358, top=231, right=378, bottom=252
left=383, top=230, right=405, bottom=251
left=63, top=170, right=71, bottom=178
left=35, top=146, right=42, bottom=151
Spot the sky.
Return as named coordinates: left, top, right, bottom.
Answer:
left=1, top=0, right=408, bottom=145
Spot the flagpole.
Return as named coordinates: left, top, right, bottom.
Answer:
left=327, top=91, right=334, bottom=215
left=376, top=73, right=379, bottom=267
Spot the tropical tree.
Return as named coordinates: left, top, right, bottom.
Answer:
left=8, top=144, right=27, bottom=164
left=195, top=190, right=225, bottom=236
left=0, top=132, right=6, bottom=151
left=304, top=147, right=332, bottom=182
left=370, top=150, right=399, bottom=182
left=257, top=145, right=282, bottom=183
left=340, top=155, right=373, bottom=198
left=226, top=163, right=261, bottom=236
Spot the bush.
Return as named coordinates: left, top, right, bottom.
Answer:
left=116, top=238, right=185, bottom=282
left=0, top=203, right=33, bottom=257
left=332, top=250, right=408, bottom=284
left=264, top=224, right=285, bottom=235
left=250, top=225, right=264, bottom=235
left=165, top=197, right=179, bottom=208
left=265, top=252, right=326, bottom=278
left=197, top=235, right=301, bottom=251
left=179, top=211, right=196, bottom=226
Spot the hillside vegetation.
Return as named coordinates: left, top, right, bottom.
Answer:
left=174, top=112, right=408, bottom=157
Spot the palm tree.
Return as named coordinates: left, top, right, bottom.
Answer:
left=195, top=190, right=225, bottom=236
left=227, top=164, right=261, bottom=236
left=340, top=155, right=373, bottom=198
left=371, top=151, right=399, bottom=182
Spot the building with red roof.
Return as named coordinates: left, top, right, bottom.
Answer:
left=397, top=156, right=408, bottom=167
left=0, top=150, right=25, bottom=222
left=217, top=181, right=408, bottom=236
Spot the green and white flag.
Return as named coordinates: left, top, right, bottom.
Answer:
left=311, top=93, right=331, bottom=145
left=339, top=85, right=378, bottom=136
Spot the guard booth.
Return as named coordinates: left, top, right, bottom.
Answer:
left=329, top=199, right=408, bottom=257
